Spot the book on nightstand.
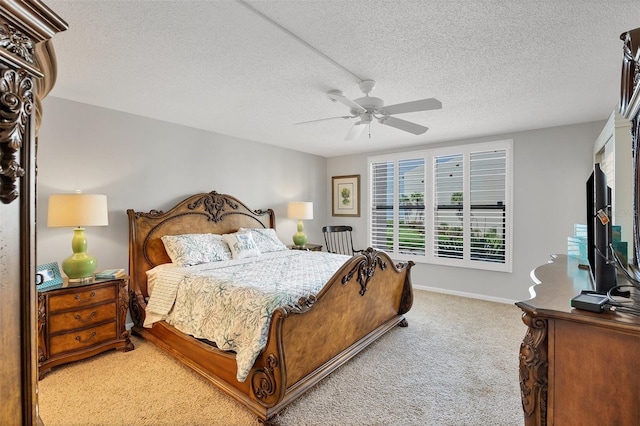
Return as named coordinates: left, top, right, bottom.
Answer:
left=95, top=268, right=126, bottom=279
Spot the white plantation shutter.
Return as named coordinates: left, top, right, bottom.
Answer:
left=368, top=140, right=511, bottom=272
left=371, top=161, right=395, bottom=252
left=398, top=158, right=426, bottom=255
left=469, top=149, right=507, bottom=263
left=433, top=154, right=464, bottom=259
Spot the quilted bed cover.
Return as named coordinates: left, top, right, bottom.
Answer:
left=143, top=250, right=351, bottom=382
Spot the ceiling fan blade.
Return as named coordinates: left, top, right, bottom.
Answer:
left=345, top=122, right=366, bottom=140
left=378, top=116, right=428, bottom=135
left=327, top=91, right=367, bottom=113
left=381, top=98, right=442, bottom=115
left=294, top=115, right=354, bottom=125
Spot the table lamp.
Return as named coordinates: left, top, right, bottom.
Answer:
left=47, top=191, right=109, bottom=281
left=287, top=201, right=313, bottom=247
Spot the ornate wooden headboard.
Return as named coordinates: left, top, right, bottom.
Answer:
left=127, top=190, right=275, bottom=301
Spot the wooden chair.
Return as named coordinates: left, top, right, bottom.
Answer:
left=322, top=225, right=359, bottom=255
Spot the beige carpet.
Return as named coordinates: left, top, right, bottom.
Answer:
left=38, top=290, right=526, bottom=426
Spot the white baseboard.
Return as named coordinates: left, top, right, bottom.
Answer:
left=126, top=322, right=134, bottom=331
left=413, top=284, right=517, bottom=305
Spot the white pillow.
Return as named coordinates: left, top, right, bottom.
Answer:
left=161, top=233, right=232, bottom=267
left=222, top=232, right=261, bottom=259
left=238, top=228, right=287, bottom=253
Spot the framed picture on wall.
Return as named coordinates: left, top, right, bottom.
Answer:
left=332, top=174, right=360, bottom=217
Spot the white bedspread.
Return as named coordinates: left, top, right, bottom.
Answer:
left=144, top=250, right=351, bottom=382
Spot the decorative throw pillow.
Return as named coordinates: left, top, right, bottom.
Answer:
left=222, top=232, right=261, bottom=259
left=238, top=228, right=287, bottom=253
left=161, top=233, right=232, bottom=267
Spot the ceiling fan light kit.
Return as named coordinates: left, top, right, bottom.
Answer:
left=300, top=79, right=442, bottom=141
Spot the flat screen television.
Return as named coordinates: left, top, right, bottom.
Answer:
left=586, top=163, right=617, bottom=294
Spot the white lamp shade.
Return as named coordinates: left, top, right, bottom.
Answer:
left=48, top=193, right=109, bottom=227
left=287, top=201, right=313, bottom=220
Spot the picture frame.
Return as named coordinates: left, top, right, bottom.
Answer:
left=36, top=262, right=63, bottom=289
left=332, top=174, right=360, bottom=217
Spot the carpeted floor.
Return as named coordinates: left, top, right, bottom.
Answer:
left=38, top=290, right=526, bottom=426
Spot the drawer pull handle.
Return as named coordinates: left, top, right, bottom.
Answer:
left=74, top=291, right=96, bottom=303
left=75, top=332, right=96, bottom=344
left=75, top=311, right=97, bottom=323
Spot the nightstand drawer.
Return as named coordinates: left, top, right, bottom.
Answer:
left=48, top=286, right=116, bottom=311
left=48, top=302, right=116, bottom=334
left=49, top=321, right=117, bottom=356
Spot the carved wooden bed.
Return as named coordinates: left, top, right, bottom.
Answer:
left=127, top=190, right=414, bottom=423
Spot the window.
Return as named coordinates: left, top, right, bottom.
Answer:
left=371, top=158, right=426, bottom=255
left=369, top=140, right=512, bottom=272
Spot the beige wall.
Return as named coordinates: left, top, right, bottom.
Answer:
left=37, top=97, right=327, bottom=273
left=326, top=121, right=607, bottom=302
left=37, top=96, right=609, bottom=303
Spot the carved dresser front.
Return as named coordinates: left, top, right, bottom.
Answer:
left=516, top=255, right=640, bottom=425
left=38, top=277, right=134, bottom=378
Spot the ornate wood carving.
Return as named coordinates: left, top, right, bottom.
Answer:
left=133, top=209, right=164, bottom=219
left=342, top=247, right=387, bottom=296
left=36, top=294, right=46, bottom=363
left=283, top=294, right=317, bottom=314
left=251, top=353, right=279, bottom=403
left=397, top=260, right=414, bottom=315
left=188, top=190, right=239, bottom=222
left=620, top=28, right=640, bottom=271
left=186, top=190, right=271, bottom=223
left=129, top=289, right=146, bottom=327
left=0, top=2, right=67, bottom=423
left=0, top=68, right=33, bottom=204
left=33, top=39, right=58, bottom=133
left=0, top=23, right=35, bottom=64
left=118, top=281, right=134, bottom=349
left=519, top=311, right=548, bottom=426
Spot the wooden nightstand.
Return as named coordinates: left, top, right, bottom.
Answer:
left=37, top=277, right=134, bottom=379
left=287, top=243, right=323, bottom=251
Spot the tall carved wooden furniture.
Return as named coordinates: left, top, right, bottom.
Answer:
left=517, top=255, right=640, bottom=425
left=0, top=2, right=66, bottom=424
left=620, top=27, right=640, bottom=272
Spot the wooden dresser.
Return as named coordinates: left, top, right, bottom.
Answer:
left=37, top=277, right=134, bottom=379
left=0, top=1, right=67, bottom=423
left=516, top=255, right=640, bottom=425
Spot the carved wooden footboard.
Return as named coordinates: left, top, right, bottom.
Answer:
left=127, top=191, right=413, bottom=423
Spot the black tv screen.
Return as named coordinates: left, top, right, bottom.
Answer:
left=586, top=163, right=616, bottom=294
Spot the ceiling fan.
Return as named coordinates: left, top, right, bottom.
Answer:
left=296, top=80, right=442, bottom=141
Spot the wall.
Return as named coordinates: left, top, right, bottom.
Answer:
left=37, top=97, right=608, bottom=303
left=37, top=97, right=327, bottom=273
left=326, top=121, right=606, bottom=302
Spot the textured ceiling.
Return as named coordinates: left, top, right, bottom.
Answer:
left=45, top=0, right=639, bottom=158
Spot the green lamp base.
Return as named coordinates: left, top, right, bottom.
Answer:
left=292, top=219, right=308, bottom=247
left=62, top=228, right=98, bottom=281
left=62, top=253, right=97, bottom=281
left=292, top=232, right=308, bottom=247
